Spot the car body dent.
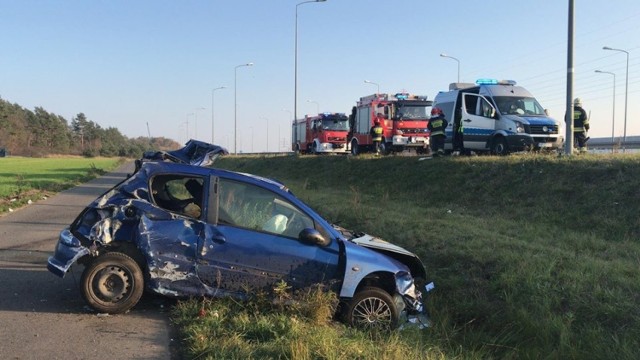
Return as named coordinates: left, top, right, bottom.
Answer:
left=47, top=228, right=91, bottom=277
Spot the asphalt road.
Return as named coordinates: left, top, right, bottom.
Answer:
left=0, top=162, right=176, bottom=360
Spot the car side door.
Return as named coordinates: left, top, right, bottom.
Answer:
left=461, top=93, right=497, bottom=150
left=195, top=177, right=341, bottom=295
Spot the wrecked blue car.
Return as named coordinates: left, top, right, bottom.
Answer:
left=48, top=144, right=430, bottom=328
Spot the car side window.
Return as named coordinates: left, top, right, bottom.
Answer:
left=150, top=174, right=204, bottom=219
left=217, top=179, right=314, bottom=238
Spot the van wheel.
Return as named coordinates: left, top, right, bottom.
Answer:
left=350, top=140, right=359, bottom=156
left=346, top=287, right=399, bottom=329
left=81, top=252, right=144, bottom=314
left=491, top=137, right=509, bottom=155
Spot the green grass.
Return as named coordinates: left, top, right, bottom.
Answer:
left=0, top=156, right=124, bottom=212
left=170, top=152, right=640, bottom=359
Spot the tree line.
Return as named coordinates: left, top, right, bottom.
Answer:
left=0, top=97, right=179, bottom=157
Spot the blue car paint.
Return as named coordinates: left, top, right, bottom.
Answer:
left=47, top=158, right=428, bottom=319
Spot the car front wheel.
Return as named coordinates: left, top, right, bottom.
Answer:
left=346, top=287, right=399, bottom=329
left=81, top=252, right=144, bottom=314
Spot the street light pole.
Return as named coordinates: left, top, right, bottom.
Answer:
left=306, top=100, right=319, bottom=114
left=595, top=70, right=616, bottom=153
left=294, top=0, right=326, bottom=149
left=603, top=46, right=629, bottom=152
left=194, top=107, right=206, bottom=140
left=260, top=117, right=270, bottom=152
left=440, top=53, right=460, bottom=83
left=364, top=80, right=380, bottom=95
left=211, top=86, right=226, bottom=143
left=234, top=62, right=254, bottom=155
left=185, top=113, right=194, bottom=140
left=283, top=109, right=293, bottom=151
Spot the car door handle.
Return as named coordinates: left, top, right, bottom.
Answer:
left=463, top=119, right=472, bottom=122
left=212, top=235, right=226, bottom=244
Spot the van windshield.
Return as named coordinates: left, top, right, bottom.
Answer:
left=493, top=96, right=546, bottom=116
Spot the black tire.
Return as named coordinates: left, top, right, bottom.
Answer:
left=81, top=252, right=144, bottom=314
left=350, top=140, right=359, bottom=156
left=312, top=142, right=319, bottom=155
left=491, top=137, right=509, bottom=155
left=346, top=287, right=399, bottom=329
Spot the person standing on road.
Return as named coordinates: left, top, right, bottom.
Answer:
left=427, top=107, right=448, bottom=157
left=573, top=98, right=590, bottom=153
left=452, top=107, right=465, bottom=155
left=370, top=117, right=384, bottom=155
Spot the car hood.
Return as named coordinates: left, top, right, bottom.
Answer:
left=333, top=225, right=426, bottom=279
left=142, top=139, right=229, bottom=167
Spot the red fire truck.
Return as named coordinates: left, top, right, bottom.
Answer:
left=291, top=112, right=349, bottom=154
left=347, top=93, right=433, bottom=155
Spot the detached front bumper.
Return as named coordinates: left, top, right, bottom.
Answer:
left=47, top=228, right=90, bottom=278
left=396, top=272, right=434, bottom=329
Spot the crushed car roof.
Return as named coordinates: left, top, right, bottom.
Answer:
left=141, top=139, right=229, bottom=167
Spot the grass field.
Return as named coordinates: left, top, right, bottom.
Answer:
left=172, top=153, right=640, bottom=359
left=0, top=157, right=124, bottom=212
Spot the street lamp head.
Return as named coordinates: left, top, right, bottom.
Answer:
left=247, top=62, right=254, bottom=66
left=316, top=0, right=326, bottom=2
left=603, top=46, right=612, bottom=50
left=440, top=53, right=447, bottom=57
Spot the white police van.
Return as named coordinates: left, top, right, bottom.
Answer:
left=433, top=79, right=564, bottom=155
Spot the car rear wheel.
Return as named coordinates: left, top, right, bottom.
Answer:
left=346, top=287, right=399, bottom=329
left=81, top=252, right=144, bottom=314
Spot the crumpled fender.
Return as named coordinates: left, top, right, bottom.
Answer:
left=340, top=240, right=423, bottom=313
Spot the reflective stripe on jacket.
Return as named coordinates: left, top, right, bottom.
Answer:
left=573, top=107, right=589, bottom=133
left=428, top=117, right=447, bottom=136
left=371, top=125, right=383, bottom=141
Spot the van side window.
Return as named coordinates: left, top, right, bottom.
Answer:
left=480, top=98, right=495, bottom=119
left=464, top=94, right=479, bottom=115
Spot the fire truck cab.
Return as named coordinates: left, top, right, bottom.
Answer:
left=348, top=93, right=433, bottom=155
left=292, top=112, right=349, bottom=154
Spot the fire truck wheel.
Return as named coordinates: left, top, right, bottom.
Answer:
left=312, top=142, right=318, bottom=154
left=350, top=140, right=359, bottom=156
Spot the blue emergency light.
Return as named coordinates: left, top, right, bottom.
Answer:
left=476, top=79, right=517, bottom=86
left=395, top=93, right=409, bottom=100
left=476, top=78, right=498, bottom=85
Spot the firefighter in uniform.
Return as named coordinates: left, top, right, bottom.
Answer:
left=370, top=118, right=384, bottom=155
left=427, top=107, right=448, bottom=156
left=573, top=98, right=590, bottom=153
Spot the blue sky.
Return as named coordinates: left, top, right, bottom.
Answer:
left=1, top=0, right=639, bottom=152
